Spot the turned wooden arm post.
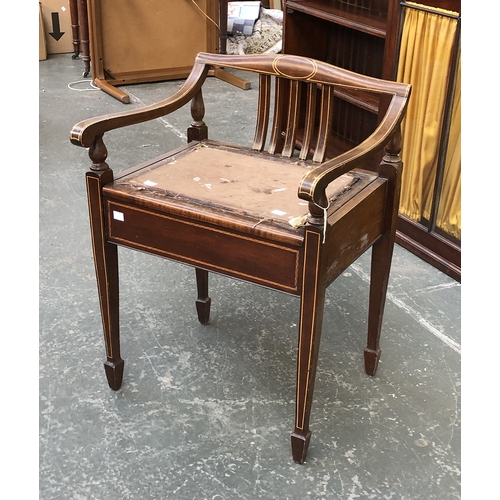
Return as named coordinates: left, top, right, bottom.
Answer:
left=187, top=88, right=208, bottom=143
left=381, top=125, right=403, bottom=170
left=378, top=123, right=404, bottom=239
left=307, top=191, right=329, bottom=227
left=89, top=135, right=109, bottom=172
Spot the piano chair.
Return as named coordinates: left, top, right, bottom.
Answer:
left=70, top=52, right=411, bottom=463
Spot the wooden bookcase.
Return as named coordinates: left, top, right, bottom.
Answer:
left=283, top=0, right=462, bottom=281
left=282, top=0, right=401, bottom=152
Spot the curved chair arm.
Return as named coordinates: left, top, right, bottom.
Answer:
left=297, top=92, right=410, bottom=207
left=69, top=62, right=210, bottom=148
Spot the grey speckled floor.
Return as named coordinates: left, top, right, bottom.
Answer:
left=39, top=54, right=461, bottom=499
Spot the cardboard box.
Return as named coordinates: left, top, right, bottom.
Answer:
left=39, top=3, right=47, bottom=60
left=40, top=0, right=73, bottom=54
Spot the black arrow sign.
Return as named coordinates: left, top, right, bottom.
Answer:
left=49, top=12, right=65, bottom=41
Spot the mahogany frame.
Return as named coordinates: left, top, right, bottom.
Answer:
left=70, top=53, right=411, bottom=463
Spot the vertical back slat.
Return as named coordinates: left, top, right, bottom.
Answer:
left=252, top=74, right=271, bottom=151
left=281, top=80, right=301, bottom=158
left=268, top=77, right=287, bottom=155
left=313, top=84, right=334, bottom=163
left=299, top=83, right=318, bottom=161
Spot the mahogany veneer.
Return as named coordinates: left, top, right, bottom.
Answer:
left=70, top=53, right=410, bottom=463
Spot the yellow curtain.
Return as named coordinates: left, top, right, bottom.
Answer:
left=436, top=52, right=461, bottom=239
left=397, top=2, right=461, bottom=240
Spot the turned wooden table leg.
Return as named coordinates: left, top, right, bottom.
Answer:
left=69, top=0, right=80, bottom=59
left=291, top=228, right=327, bottom=463
left=78, top=0, right=91, bottom=77
left=219, top=0, right=228, bottom=55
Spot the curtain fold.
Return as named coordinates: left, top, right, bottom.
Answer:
left=397, top=2, right=461, bottom=240
left=436, top=52, right=461, bottom=239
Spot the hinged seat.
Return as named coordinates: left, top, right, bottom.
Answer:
left=70, top=52, right=411, bottom=463
left=106, top=140, right=379, bottom=239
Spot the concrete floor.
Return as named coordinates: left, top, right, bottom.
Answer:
left=39, top=54, right=461, bottom=499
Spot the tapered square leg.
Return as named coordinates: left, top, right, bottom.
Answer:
left=365, top=152, right=403, bottom=376
left=364, top=347, right=382, bottom=376
left=87, top=170, right=124, bottom=391
left=292, top=229, right=326, bottom=463
left=104, top=359, right=124, bottom=391
left=364, top=234, right=392, bottom=376
left=291, top=431, right=312, bottom=464
left=195, top=268, right=211, bottom=325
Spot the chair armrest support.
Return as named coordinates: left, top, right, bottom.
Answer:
left=69, top=62, right=210, bottom=149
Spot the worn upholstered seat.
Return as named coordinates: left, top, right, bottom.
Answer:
left=70, top=52, right=411, bottom=463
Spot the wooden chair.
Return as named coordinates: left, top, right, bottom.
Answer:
left=70, top=53, right=411, bottom=463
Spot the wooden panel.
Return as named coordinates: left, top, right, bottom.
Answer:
left=396, top=215, right=461, bottom=282
left=325, top=178, right=386, bottom=284
left=283, top=9, right=331, bottom=60
left=327, top=23, right=385, bottom=78
left=88, top=0, right=218, bottom=88
left=105, top=200, right=302, bottom=294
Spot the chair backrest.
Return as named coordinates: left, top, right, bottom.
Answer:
left=194, top=52, right=411, bottom=164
